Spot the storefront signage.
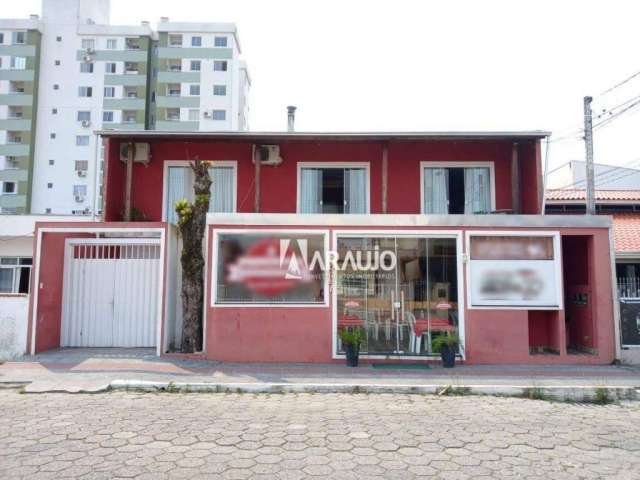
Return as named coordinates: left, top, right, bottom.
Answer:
left=468, top=234, right=561, bottom=308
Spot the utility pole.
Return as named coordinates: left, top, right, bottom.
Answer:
left=583, top=96, right=596, bottom=215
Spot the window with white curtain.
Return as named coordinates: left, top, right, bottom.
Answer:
left=299, top=166, right=368, bottom=214
left=422, top=165, right=492, bottom=214
left=165, top=164, right=236, bottom=223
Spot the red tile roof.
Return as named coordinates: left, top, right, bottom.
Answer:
left=545, top=189, right=640, bottom=202
left=612, top=213, right=640, bottom=253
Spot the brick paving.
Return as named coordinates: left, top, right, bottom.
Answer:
left=1, top=390, right=639, bottom=479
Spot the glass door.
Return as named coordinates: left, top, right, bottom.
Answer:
left=335, top=235, right=459, bottom=356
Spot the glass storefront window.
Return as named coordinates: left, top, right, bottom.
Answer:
left=335, top=235, right=459, bottom=356
left=215, top=233, right=326, bottom=305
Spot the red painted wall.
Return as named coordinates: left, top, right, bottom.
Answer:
left=104, top=138, right=542, bottom=221
left=28, top=222, right=167, bottom=354
left=204, top=224, right=616, bottom=365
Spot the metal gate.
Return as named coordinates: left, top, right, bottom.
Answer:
left=61, top=239, right=162, bottom=348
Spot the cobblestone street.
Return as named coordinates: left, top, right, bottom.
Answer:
left=1, top=390, right=639, bottom=479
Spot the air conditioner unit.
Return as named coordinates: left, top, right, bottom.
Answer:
left=81, top=120, right=91, bottom=128
left=83, top=55, right=93, bottom=62
left=253, top=145, right=283, bottom=166
left=203, top=111, right=211, bottom=118
left=75, top=195, right=85, bottom=203
left=86, top=47, right=95, bottom=54
left=77, top=170, right=87, bottom=177
left=119, top=142, right=151, bottom=165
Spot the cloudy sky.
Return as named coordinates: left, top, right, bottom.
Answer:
left=5, top=0, right=640, bottom=179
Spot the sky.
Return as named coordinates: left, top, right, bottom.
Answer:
left=5, top=0, right=640, bottom=181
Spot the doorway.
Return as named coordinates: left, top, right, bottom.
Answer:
left=334, top=233, right=462, bottom=357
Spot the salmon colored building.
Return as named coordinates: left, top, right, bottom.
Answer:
left=27, top=131, right=621, bottom=364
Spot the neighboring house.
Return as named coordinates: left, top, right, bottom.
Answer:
left=545, top=189, right=640, bottom=363
left=0, top=0, right=250, bottom=217
left=0, top=214, right=86, bottom=359
left=547, top=160, right=640, bottom=190
left=24, top=130, right=619, bottom=366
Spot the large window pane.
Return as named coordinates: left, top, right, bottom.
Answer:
left=300, top=167, right=367, bottom=214
left=215, top=233, right=326, bottom=304
left=166, top=165, right=235, bottom=223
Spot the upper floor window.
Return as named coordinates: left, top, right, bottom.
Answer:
left=0, top=33, right=4, bottom=44
left=78, top=86, right=93, bottom=97
left=81, top=39, right=95, bottom=50
left=213, top=84, right=227, bottom=96
left=10, top=57, right=26, bottom=70
left=0, top=257, right=32, bottom=294
left=104, top=87, right=115, bottom=98
left=2, top=181, right=17, bottom=194
left=103, top=111, right=114, bottom=122
left=165, top=163, right=236, bottom=223
left=188, top=109, right=199, bottom=121
left=77, top=111, right=91, bottom=122
left=298, top=164, right=369, bottom=214
left=169, top=34, right=182, bottom=47
left=106, top=39, right=117, bottom=49
left=214, top=36, right=227, bottom=47
left=421, top=163, right=494, bottom=214
left=80, top=62, right=94, bottom=73
left=212, top=109, right=226, bottom=121
left=214, top=60, right=228, bottom=72
left=189, top=84, right=200, bottom=96
left=191, top=36, right=202, bottom=47
left=190, top=60, right=201, bottom=72
left=12, top=32, right=25, bottom=45
left=76, top=136, right=90, bottom=146
left=105, top=62, right=116, bottom=74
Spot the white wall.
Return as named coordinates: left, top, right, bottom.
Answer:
left=0, top=295, right=28, bottom=360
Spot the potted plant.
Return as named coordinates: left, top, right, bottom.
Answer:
left=339, top=327, right=364, bottom=367
left=432, top=330, right=460, bottom=368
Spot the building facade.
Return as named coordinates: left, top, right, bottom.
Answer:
left=0, top=0, right=250, bottom=216
left=546, top=189, right=640, bottom=363
left=25, top=131, right=620, bottom=365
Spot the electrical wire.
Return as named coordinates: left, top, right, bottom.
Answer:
left=598, top=68, right=640, bottom=97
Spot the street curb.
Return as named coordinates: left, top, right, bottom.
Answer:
left=106, top=380, right=640, bottom=403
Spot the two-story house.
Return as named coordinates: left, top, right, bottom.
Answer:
left=25, top=130, right=619, bottom=365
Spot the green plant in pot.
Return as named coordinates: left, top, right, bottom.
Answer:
left=339, top=327, right=364, bottom=367
left=432, top=330, right=460, bottom=368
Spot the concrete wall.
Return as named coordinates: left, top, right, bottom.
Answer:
left=621, top=348, right=640, bottom=365
left=0, top=294, right=28, bottom=359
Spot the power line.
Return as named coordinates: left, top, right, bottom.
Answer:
left=592, top=97, right=640, bottom=132
left=598, top=68, right=640, bottom=97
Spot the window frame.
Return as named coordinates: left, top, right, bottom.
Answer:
left=190, top=60, right=201, bottom=72
left=2, top=181, right=18, bottom=195
left=211, top=228, right=330, bottom=308
left=0, top=256, right=32, bottom=294
left=76, top=136, right=90, bottom=146
left=161, top=160, right=238, bottom=222
left=212, top=109, right=226, bottom=121
left=214, top=36, right=228, bottom=47
left=106, top=39, right=117, bottom=50
left=78, top=86, right=93, bottom=97
left=213, top=60, right=228, bottom=72
left=191, top=36, right=202, bottom=47
left=213, top=84, right=227, bottom=96
left=419, top=161, right=496, bottom=215
left=296, top=162, right=372, bottom=214
left=103, top=111, right=114, bottom=122
left=105, top=62, right=117, bottom=73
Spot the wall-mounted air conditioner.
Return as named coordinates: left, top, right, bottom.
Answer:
left=253, top=145, right=283, bottom=166
left=77, top=170, right=87, bottom=177
left=203, top=111, right=211, bottom=118
left=81, top=120, right=91, bottom=128
left=119, top=142, right=151, bottom=165
left=75, top=195, right=85, bottom=203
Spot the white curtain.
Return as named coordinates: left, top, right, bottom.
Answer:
left=300, top=168, right=322, bottom=213
left=209, top=166, right=234, bottom=213
left=167, top=167, right=191, bottom=224
left=464, top=167, right=491, bottom=214
left=167, top=165, right=235, bottom=223
left=423, top=168, right=449, bottom=214
left=344, top=168, right=366, bottom=213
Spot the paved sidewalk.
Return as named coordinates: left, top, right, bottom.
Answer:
left=1, top=348, right=639, bottom=397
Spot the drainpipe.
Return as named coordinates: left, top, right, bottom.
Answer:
left=287, top=106, right=297, bottom=132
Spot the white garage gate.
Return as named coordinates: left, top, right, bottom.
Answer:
left=60, top=238, right=162, bottom=348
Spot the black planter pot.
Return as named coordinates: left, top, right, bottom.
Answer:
left=345, top=344, right=360, bottom=367
left=440, top=345, right=457, bottom=368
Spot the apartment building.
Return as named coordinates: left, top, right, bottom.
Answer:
left=0, top=0, right=250, bottom=216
